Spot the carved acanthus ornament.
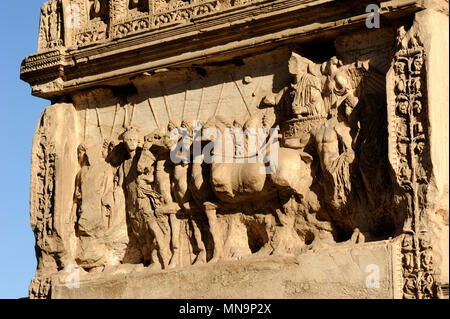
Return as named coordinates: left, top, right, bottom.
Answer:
left=388, top=26, right=440, bottom=299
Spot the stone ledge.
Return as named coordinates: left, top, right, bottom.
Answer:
left=52, top=241, right=398, bottom=299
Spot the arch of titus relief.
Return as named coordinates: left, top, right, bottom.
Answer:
left=21, top=0, right=448, bottom=299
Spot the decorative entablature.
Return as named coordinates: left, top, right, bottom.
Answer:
left=21, top=0, right=425, bottom=99
left=40, top=0, right=269, bottom=51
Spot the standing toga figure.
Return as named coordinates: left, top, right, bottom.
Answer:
left=140, top=122, right=185, bottom=269
left=119, top=127, right=172, bottom=270
left=72, top=140, right=128, bottom=271
left=144, top=121, right=208, bottom=266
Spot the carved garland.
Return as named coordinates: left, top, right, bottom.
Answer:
left=113, top=16, right=150, bottom=38
left=390, top=29, right=439, bottom=299
left=153, top=0, right=220, bottom=28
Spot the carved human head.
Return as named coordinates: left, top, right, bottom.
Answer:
left=421, top=249, right=433, bottom=266
left=395, top=61, right=406, bottom=74
left=181, top=120, right=194, bottom=137
left=418, top=231, right=431, bottom=249
left=397, top=100, right=409, bottom=115
left=143, top=134, right=153, bottom=150
left=145, top=127, right=167, bottom=150
left=121, top=127, right=143, bottom=154
left=333, top=73, right=349, bottom=95
left=321, top=56, right=343, bottom=76
left=168, top=120, right=181, bottom=133
left=335, top=94, right=356, bottom=123
left=402, top=234, right=413, bottom=249
left=413, top=55, right=423, bottom=72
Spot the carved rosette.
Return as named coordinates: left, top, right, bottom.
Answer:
left=388, top=27, right=439, bottom=299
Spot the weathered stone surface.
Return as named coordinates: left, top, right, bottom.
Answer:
left=21, top=0, right=448, bottom=299
left=53, top=241, right=398, bottom=299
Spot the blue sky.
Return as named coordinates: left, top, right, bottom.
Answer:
left=0, top=1, right=47, bottom=298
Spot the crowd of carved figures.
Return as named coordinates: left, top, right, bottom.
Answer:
left=66, top=51, right=388, bottom=274
left=32, top=2, right=442, bottom=297
left=61, top=38, right=440, bottom=299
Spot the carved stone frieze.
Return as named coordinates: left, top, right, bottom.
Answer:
left=22, top=0, right=448, bottom=299
left=22, top=0, right=427, bottom=99
left=152, top=0, right=220, bottom=28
